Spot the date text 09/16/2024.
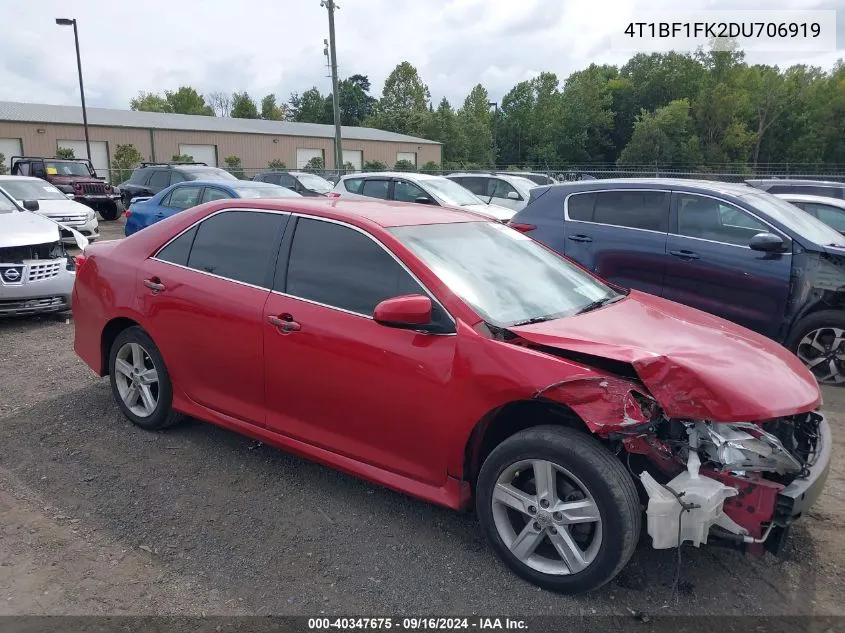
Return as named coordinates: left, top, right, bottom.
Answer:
left=307, top=618, right=528, bottom=630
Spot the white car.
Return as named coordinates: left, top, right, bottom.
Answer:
left=329, top=172, right=515, bottom=221
left=0, top=175, right=99, bottom=243
left=446, top=173, right=538, bottom=212
left=0, top=188, right=88, bottom=316
left=774, top=193, right=845, bottom=234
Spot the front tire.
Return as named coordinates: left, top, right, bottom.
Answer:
left=108, top=326, right=182, bottom=430
left=99, top=201, right=121, bottom=221
left=476, top=425, right=640, bottom=594
left=787, top=310, right=845, bottom=384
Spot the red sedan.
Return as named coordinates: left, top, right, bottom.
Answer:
left=73, top=198, right=831, bottom=593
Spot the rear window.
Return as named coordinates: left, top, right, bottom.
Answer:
left=344, top=177, right=364, bottom=194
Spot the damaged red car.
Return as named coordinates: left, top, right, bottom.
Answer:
left=72, top=198, right=831, bottom=593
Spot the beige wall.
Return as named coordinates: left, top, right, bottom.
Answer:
left=0, top=121, right=442, bottom=170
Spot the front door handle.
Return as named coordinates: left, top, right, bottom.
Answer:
left=268, top=314, right=301, bottom=333
left=669, top=249, right=700, bottom=260
left=143, top=278, right=166, bottom=293
left=568, top=234, right=592, bottom=243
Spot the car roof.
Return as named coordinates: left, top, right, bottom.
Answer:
left=775, top=193, right=845, bottom=206
left=0, top=175, right=44, bottom=182
left=747, top=179, right=845, bottom=187
left=544, top=178, right=760, bottom=197
left=339, top=171, right=442, bottom=181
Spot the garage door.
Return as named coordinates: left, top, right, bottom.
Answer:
left=57, top=140, right=110, bottom=181
left=179, top=144, right=218, bottom=167
left=342, top=149, right=363, bottom=170
left=296, top=148, right=324, bottom=169
left=0, top=138, right=22, bottom=172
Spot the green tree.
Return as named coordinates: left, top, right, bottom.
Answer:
left=618, top=99, right=702, bottom=167
left=261, top=94, right=286, bottom=120
left=0, top=153, right=7, bottom=175
left=267, top=158, right=287, bottom=170
left=290, top=87, right=330, bottom=123
left=423, top=97, right=465, bottom=166
left=304, top=156, right=324, bottom=172
left=224, top=155, right=245, bottom=179
left=171, top=153, right=194, bottom=163
left=111, top=143, right=144, bottom=184
left=165, top=87, right=214, bottom=115
left=559, top=64, right=617, bottom=163
left=56, top=147, right=75, bottom=159
left=457, top=84, right=494, bottom=166
left=363, top=160, right=388, bottom=170
left=367, top=61, right=430, bottom=135
left=393, top=159, right=416, bottom=171
left=231, top=92, right=260, bottom=119
left=130, top=91, right=169, bottom=112
left=329, top=74, right=377, bottom=126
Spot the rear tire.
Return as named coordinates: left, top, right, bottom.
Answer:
left=786, top=310, right=845, bottom=384
left=476, top=425, right=640, bottom=594
left=99, top=201, right=120, bottom=221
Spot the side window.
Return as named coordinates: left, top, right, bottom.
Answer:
left=490, top=179, right=521, bottom=201
left=186, top=211, right=287, bottom=286
left=163, top=186, right=203, bottom=210
left=201, top=187, right=232, bottom=203
left=393, top=179, right=428, bottom=203
left=278, top=174, right=296, bottom=188
left=567, top=192, right=596, bottom=221
left=130, top=169, right=149, bottom=184
left=804, top=203, right=845, bottom=233
left=14, top=162, right=30, bottom=176
left=593, top=191, right=669, bottom=232
left=676, top=194, right=769, bottom=246
left=285, top=218, right=424, bottom=315
left=455, top=177, right=488, bottom=197
left=361, top=179, right=390, bottom=200
left=156, top=226, right=198, bottom=267
left=170, top=171, right=186, bottom=185
left=344, top=177, right=364, bottom=194
left=148, top=171, right=170, bottom=189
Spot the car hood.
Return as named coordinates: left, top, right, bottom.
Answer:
left=0, top=211, right=63, bottom=247
left=508, top=290, right=820, bottom=422
left=26, top=199, right=92, bottom=217
left=49, top=175, right=103, bottom=185
left=463, top=203, right=515, bottom=221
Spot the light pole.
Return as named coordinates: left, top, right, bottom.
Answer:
left=320, top=0, right=343, bottom=172
left=56, top=18, right=91, bottom=164
left=488, top=101, right=498, bottom=168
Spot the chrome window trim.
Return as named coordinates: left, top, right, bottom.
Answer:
left=563, top=188, right=670, bottom=234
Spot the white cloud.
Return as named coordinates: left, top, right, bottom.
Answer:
left=1, top=0, right=842, bottom=111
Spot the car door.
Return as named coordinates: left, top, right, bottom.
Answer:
left=487, top=178, right=524, bottom=211
left=392, top=177, right=435, bottom=205
left=662, top=192, right=792, bottom=337
left=562, top=189, right=670, bottom=295
left=137, top=209, right=289, bottom=424
left=262, top=216, right=457, bottom=485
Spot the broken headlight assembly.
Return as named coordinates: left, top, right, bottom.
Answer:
left=692, top=422, right=803, bottom=474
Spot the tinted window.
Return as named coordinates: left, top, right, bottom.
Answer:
left=361, top=179, right=389, bottom=200
left=277, top=173, right=297, bottom=188
left=187, top=211, right=287, bottom=286
left=201, top=187, right=231, bottom=203
left=490, top=179, right=520, bottom=200
left=130, top=168, right=150, bottom=184
left=676, top=194, right=769, bottom=246
left=592, top=191, right=668, bottom=232
left=170, top=171, right=186, bottom=185
left=285, top=218, right=424, bottom=315
left=156, top=226, right=198, bottom=266
left=343, top=177, right=364, bottom=194
left=393, top=179, right=429, bottom=203
left=163, top=186, right=203, bottom=209
left=148, top=171, right=170, bottom=189
left=454, top=177, right=488, bottom=197
left=567, top=192, right=596, bottom=221
left=767, top=184, right=843, bottom=198
left=803, top=203, right=845, bottom=232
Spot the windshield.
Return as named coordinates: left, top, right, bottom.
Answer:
left=741, top=192, right=845, bottom=246
left=296, top=173, right=334, bottom=192
left=1, top=180, right=69, bottom=201
left=423, top=177, right=485, bottom=207
left=184, top=168, right=238, bottom=181
left=390, top=222, right=618, bottom=326
left=233, top=185, right=300, bottom=199
left=0, top=191, right=18, bottom=214
left=44, top=161, right=93, bottom=177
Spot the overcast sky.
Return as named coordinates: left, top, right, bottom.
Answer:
left=2, top=0, right=843, bottom=112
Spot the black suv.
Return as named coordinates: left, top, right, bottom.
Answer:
left=252, top=171, right=334, bottom=196
left=747, top=179, right=845, bottom=199
left=118, top=162, right=238, bottom=205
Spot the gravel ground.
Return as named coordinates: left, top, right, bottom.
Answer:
left=0, top=216, right=843, bottom=616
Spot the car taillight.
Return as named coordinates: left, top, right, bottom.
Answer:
left=124, top=209, right=132, bottom=218
left=509, top=222, right=536, bottom=233
left=327, top=192, right=341, bottom=199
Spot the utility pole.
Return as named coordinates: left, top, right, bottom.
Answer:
left=321, top=0, right=343, bottom=172
left=488, top=101, right=498, bottom=168
left=56, top=18, right=91, bottom=165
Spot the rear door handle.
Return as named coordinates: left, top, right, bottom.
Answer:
left=567, top=234, right=592, bottom=243
left=143, top=278, right=166, bottom=293
left=669, top=249, right=700, bottom=260
left=268, top=314, right=301, bottom=333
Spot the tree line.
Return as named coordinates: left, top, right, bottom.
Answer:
left=129, top=43, right=842, bottom=172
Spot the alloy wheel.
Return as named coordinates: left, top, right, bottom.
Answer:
left=491, top=459, right=602, bottom=575
left=113, top=342, right=160, bottom=417
left=797, top=327, right=845, bottom=384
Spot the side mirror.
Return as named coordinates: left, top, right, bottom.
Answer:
left=374, top=294, right=433, bottom=329
left=414, top=196, right=434, bottom=205
left=507, top=191, right=520, bottom=200
left=22, top=199, right=39, bottom=211
left=749, top=232, right=787, bottom=253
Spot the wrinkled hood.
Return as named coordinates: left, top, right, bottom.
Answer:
left=0, top=211, right=62, bottom=248
left=509, top=290, right=820, bottom=422
left=463, top=203, right=514, bottom=222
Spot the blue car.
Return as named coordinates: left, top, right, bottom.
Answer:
left=124, top=180, right=300, bottom=236
left=509, top=178, right=845, bottom=383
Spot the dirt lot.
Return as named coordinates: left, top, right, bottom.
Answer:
left=0, top=216, right=843, bottom=617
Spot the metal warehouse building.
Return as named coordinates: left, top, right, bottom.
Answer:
left=0, top=101, right=442, bottom=182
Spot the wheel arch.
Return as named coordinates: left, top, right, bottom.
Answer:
left=100, top=316, right=141, bottom=374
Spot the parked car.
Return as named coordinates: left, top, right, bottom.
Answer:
left=0, top=188, right=88, bottom=316
left=331, top=171, right=514, bottom=221
left=447, top=173, right=537, bottom=212
left=509, top=178, right=845, bottom=383
left=10, top=156, right=121, bottom=221
left=747, top=179, right=845, bottom=199
left=0, top=176, right=99, bottom=243
left=496, top=171, right=558, bottom=186
left=118, top=162, right=237, bottom=207
left=774, top=194, right=845, bottom=234
left=124, top=180, right=300, bottom=236
left=73, top=197, right=828, bottom=593
left=253, top=171, right=334, bottom=196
